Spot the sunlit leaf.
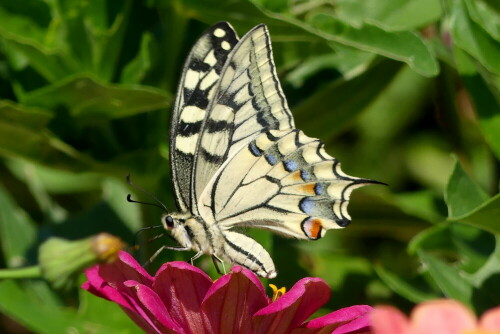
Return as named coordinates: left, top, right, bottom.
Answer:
left=465, top=0, right=500, bottom=42
left=334, top=0, right=442, bottom=31
left=451, top=0, right=500, bottom=75
left=307, top=13, right=439, bottom=77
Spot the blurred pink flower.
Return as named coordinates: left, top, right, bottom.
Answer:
left=83, top=251, right=372, bottom=334
left=371, top=299, right=500, bottom=334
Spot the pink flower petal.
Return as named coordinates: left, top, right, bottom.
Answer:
left=411, top=299, right=476, bottom=334
left=480, top=306, right=500, bottom=330
left=253, top=277, right=330, bottom=334
left=83, top=252, right=159, bottom=334
left=291, top=305, right=373, bottom=334
left=125, top=280, right=182, bottom=334
left=99, top=251, right=153, bottom=288
left=370, top=306, right=410, bottom=334
left=201, top=266, right=268, bottom=333
left=83, top=265, right=135, bottom=311
left=153, top=261, right=213, bottom=334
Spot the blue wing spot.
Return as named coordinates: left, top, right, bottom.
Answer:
left=266, top=154, right=277, bottom=165
left=299, top=197, right=314, bottom=214
left=248, top=141, right=263, bottom=157
left=314, top=183, right=323, bottom=195
left=283, top=160, right=298, bottom=172
left=300, top=170, right=311, bottom=181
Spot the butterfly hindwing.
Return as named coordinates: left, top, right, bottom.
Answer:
left=170, top=22, right=239, bottom=213
left=198, top=129, right=371, bottom=240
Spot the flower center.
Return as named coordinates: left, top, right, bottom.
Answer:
left=462, top=331, right=500, bottom=334
left=269, top=284, right=286, bottom=302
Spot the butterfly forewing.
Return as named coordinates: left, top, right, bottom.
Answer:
left=170, top=22, right=239, bottom=213
left=191, top=24, right=295, bottom=206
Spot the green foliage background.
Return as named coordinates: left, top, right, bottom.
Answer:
left=0, top=0, right=499, bottom=332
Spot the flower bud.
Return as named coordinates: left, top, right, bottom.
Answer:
left=39, top=233, right=125, bottom=289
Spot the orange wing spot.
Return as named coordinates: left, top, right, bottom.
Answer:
left=300, top=184, right=316, bottom=195
left=291, top=170, right=303, bottom=181
left=301, top=218, right=323, bottom=240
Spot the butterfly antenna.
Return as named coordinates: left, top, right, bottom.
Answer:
left=126, top=174, right=169, bottom=212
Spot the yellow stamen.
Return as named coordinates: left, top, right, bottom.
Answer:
left=462, top=331, right=500, bottom=334
left=269, top=284, right=286, bottom=302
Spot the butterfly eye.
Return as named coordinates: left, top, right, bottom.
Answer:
left=164, top=216, right=175, bottom=229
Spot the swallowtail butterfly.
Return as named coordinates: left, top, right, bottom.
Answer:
left=161, top=22, right=378, bottom=278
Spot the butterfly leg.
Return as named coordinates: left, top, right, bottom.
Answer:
left=165, top=246, right=191, bottom=251
left=143, top=245, right=166, bottom=267
left=190, top=251, right=203, bottom=265
left=212, top=254, right=226, bottom=275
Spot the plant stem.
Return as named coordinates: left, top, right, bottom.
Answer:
left=0, top=266, right=42, bottom=279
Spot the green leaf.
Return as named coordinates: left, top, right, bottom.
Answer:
left=4, top=159, right=69, bottom=222
left=0, top=99, right=53, bottom=129
left=286, top=45, right=375, bottom=87
left=455, top=49, right=500, bottom=160
left=307, top=13, right=439, bottom=77
left=418, top=250, right=474, bottom=307
left=0, top=121, right=96, bottom=171
left=90, top=1, right=132, bottom=81
left=0, top=5, right=50, bottom=46
left=294, top=60, right=401, bottom=138
left=469, top=236, right=500, bottom=303
left=121, top=32, right=153, bottom=84
left=451, top=0, right=500, bottom=75
left=374, top=264, right=440, bottom=302
left=102, top=177, right=142, bottom=232
left=465, top=0, right=500, bottom=42
left=0, top=185, right=36, bottom=267
left=391, top=191, right=446, bottom=224
left=6, top=159, right=102, bottom=194
left=22, top=75, right=171, bottom=119
left=0, top=280, right=125, bottom=334
left=0, top=36, right=78, bottom=82
left=449, top=194, right=500, bottom=235
left=409, top=223, right=495, bottom=273
left=419, top=247, right=500, bottom=311
left=334, top=0, right=443, bottom=31
left=445, top=160, right=489, bottom=218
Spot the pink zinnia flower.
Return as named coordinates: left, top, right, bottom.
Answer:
left=371, top=299, right=500, bottom=334
left=83, top=251, right=372, bottom=334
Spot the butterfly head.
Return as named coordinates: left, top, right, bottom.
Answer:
left=161, top=214, right=176, bottom=230
left=160, top=213, right=197, bottom=250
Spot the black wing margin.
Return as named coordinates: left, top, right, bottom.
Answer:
left=169, top=22, right=239, bottom=213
